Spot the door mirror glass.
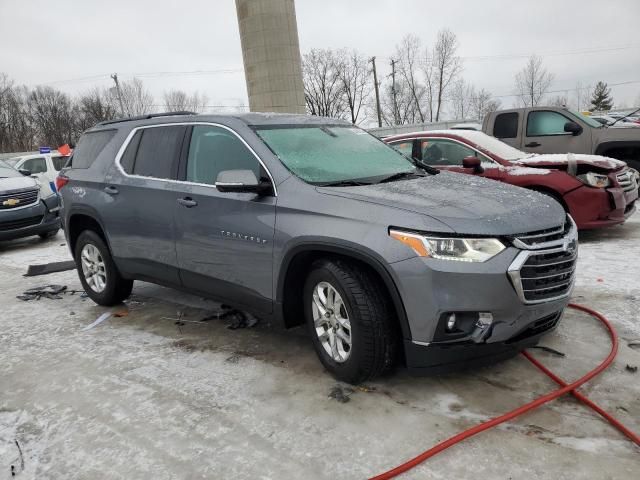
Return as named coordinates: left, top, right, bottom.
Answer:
left=215, top=169, right=270, bottom=194
left=564, top=121, right=582, bottom=135
left=462, top=156, right=484, bottom=173
left=18, top=168, right=31, bottom=176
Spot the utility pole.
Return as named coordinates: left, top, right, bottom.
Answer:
left=110, top=73, right=127, bottom=117
left=390, top=59, right=398, bottom=125
left=370, top=57, right=382, bottom=127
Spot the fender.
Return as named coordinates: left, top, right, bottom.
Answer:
left=65, top=204, right=113, bottom=254
left=275, top=237, right=412, bottom=340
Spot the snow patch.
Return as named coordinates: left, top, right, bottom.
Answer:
left=506, top=166, right=551, bottom=176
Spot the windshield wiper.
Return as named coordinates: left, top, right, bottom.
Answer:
left=317, top=179, right=372, bottom=187
left=610, top=107, right=640, bottom=127
left=377, top=171, right=425, bottom=184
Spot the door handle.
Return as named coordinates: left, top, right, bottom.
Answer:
left=525, top=142, right=541, bottom=148
left=177, top=197, right=198, bottom=208
left=104, top=186, right=119, bottom=195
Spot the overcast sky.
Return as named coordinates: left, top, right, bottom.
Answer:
left=1, top=0, right=639, bottom=118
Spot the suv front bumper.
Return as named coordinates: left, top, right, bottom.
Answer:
left=0, top=195, right=61, bottom=241
left=389, top=228, right=576, bottom=372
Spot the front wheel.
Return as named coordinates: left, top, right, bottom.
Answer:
left=74, top=230, right=133, bottom=306
left=304, top=259, right=398, bottom=384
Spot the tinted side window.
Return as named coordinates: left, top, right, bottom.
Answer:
left=22, top=157, right=47, bottom=173
left=527, top=111, right=572, bottom=136
left=186, top=126, right=260, bottom=185
left=120, top=130, right=142, bottom=174
left=493, top=112, right=518, bottom=138
left=133, top=126, right=186, bottom=179
left=52, top=156, right=68, bottom=171
left=421, top=139, right=475, bottom=166
left=71, top=130, right=116, bottom=169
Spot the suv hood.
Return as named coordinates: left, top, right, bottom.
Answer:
left=318, top=172, right=566, bottom=236
left=0, top=175, right=38, bottom=193
left=514, top=153, right=626, bottom=171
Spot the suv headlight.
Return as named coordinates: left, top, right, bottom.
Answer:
left=577, top=172, right=610, bottom=188
left=389, top=229, right=505, bottom=262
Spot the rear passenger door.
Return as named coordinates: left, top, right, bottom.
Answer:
left=103, top=125, right=188, bottom=285
left=173, top=124, right=276, bottom=314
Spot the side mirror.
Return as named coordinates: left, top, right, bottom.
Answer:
left=215, top=169, right=271, bottom=195
left=19, top=168, right=31, bottom=176
left=564, top=121, right=582, bottom=135
left=462, top=156, right=484, bottom=174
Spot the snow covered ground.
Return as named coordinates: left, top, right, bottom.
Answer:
left=0, top=215, right=639, bottom=479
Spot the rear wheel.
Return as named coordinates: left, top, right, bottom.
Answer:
left=304, top=259, right=397, bottom=384
left=74, top=230, right=133, bottom=305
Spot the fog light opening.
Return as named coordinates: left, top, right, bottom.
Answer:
left=445, top=313, right=457, bottom=332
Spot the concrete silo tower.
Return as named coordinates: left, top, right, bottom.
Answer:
left=235, top=0, right=306, bottom=114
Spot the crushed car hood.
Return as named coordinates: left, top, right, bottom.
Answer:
left=514, top=153, right=626, bottom=171
left=0, top=175, right=38, bottom=193
left=318, top=172, right=566, bottom=235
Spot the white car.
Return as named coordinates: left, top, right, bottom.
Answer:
left=5, top=151, right=70, bottom=193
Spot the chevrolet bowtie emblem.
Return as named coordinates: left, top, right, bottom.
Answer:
left=2, top=198, right=20, bottom=206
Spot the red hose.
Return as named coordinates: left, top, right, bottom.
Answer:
left=370, top=303, right=639, bottom=480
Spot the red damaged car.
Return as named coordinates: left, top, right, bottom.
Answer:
left=385, top=130, right=638, bottom=229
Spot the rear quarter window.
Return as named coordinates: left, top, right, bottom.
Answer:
left=70, top=129, right=116, bottom=169
left=493, top=112, right=519, bottom=139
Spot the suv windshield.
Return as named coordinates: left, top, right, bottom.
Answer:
left=255, top=125, right=417, bottom=185
left=0, top=160, right=21, bottom=178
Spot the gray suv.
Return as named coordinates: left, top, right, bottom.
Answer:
left=58, top=112, right=577, bottom=383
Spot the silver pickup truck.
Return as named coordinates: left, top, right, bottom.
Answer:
left=482, top=106, right=640, bottom=171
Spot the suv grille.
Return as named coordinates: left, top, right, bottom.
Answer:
left=508, top=216, right=578, bottom=304
left=0, top=189, right=39, bottom=210
left=0, top=215, right=43, bottom=231
left=519, top=249, right=577, bottom=302
left=512, top=216, right=571, bottom=248
left=616, top=169, right=638, bottom=193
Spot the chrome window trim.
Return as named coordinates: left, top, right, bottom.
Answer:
left=113, top=122, right=278, bottom=196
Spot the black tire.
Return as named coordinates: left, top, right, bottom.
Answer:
left=38, top=228, right=59, bottom=239
left=74, top=230, right=133, bottom=306
left=303, top=258, right=398, bottom=384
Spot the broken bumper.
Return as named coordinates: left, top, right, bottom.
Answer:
left=389, top=246, right=571, bottom=373
left=565, top=184, right=638, bottom=229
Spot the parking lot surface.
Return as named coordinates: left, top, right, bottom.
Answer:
left=1, top=217, right=639, bottom=479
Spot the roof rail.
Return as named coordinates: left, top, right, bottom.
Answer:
left=97, top=111, right=197, bottom=126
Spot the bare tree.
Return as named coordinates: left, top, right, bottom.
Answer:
left=335, top=50, right=371, bottom=124
left=432, top=29, right=462, bottom=121
left=514, top=55, right=554, bottom=107
left=302, top=49, right=346, bottom=118
left=471, top=88, right=501, bottom=121
left=380, top=77, right=424, bottom=126
left=76, top=88, right=117, bottom=130
left=27, top=86, right=78, bottom=146
left=395, top=35, right=427, bottom=122
left=163, top=89, right=209, bottom=113
left=118, top=78, right=155, bottom=116
left=549, top=94, right=568, bottom=107
left=450, top=79, right=475, bottom=120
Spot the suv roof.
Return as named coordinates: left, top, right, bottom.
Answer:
left=90, top=111, right=349, bottom=131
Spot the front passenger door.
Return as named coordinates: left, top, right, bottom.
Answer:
left=174, top=125, right=276, bottom=314
left=419, top=138, right=505, bottom=181
left=523, top=110, right=591, bottom=154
